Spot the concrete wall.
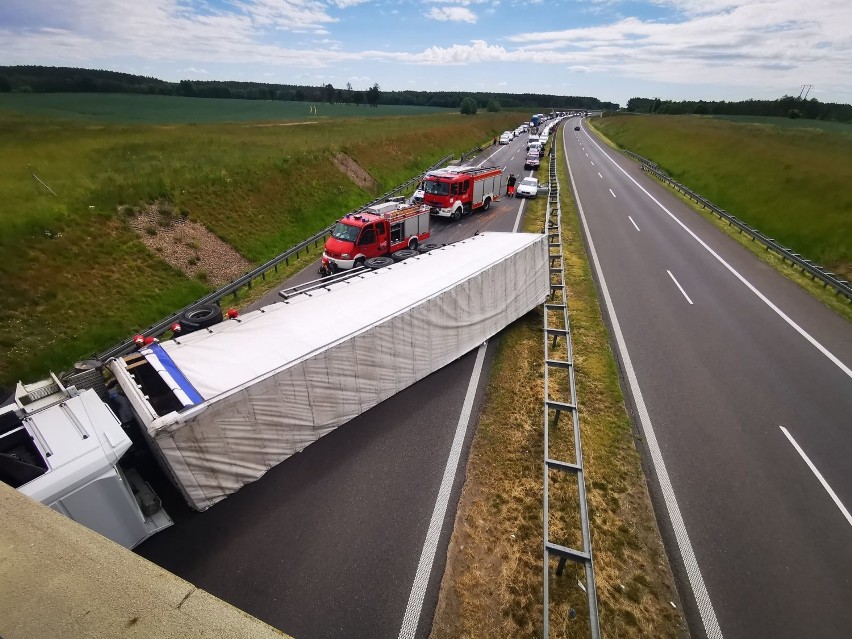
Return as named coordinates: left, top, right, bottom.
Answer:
left=0, top=483, right=290, bottom=639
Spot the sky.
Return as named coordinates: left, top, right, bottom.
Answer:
left=1, top=0, right=851, bottom=108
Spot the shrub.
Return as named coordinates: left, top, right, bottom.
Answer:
left=460, top=97, right=478, bottom=115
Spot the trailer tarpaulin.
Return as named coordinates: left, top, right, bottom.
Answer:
left=140, top=232, right=548, bottom=510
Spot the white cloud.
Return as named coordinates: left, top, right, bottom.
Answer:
left=505, top=0, right=852, bottom=88
left=426, top=7, right=478, bottom=23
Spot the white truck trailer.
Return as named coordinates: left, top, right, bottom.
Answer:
left=2, top=232, right=549, bottom=545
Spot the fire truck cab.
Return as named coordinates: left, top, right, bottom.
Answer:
left=422, top=165, right=503, bottom=221
left=321, top=203, right=430, bottom=274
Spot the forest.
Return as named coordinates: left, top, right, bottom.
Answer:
left=0, top=65, right=618, bottom=110
left=626, top=95, right=852, bottom=123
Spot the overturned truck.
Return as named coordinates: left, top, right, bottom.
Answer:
left=3, top=232, right=549, bottom=545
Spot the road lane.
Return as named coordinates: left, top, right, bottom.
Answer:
left=565, top=120, right=852, bottom=639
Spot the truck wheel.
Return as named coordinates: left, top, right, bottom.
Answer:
left=418, top=243, right=442, bottom=253
left=179, top=303, right=223, bottom=334
left=354, top=258, right=366, bottom=269
left=483, top=197, right=491, bottom=211
left=392, top=249, right=418, bottom=262
left=365, top=256, right=394, bottom=269
left=408, top=237, right=419, bottom=251
left=452, top=208, right=461, bottom=222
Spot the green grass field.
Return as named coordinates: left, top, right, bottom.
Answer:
left=0, top=99, right=523, bottom=387
left=708, top=114, right=852, bottom=134
left=0, top=92, right=448, bottom=123
left=595, top=115, right=852, bottom=280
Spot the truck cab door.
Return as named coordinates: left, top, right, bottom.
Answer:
left=357, top=225, right=379, bottom=258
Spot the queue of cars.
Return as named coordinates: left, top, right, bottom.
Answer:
left=499, top=113, right=575, bottom=198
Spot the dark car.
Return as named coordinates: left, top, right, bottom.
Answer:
left=574, top=126, right=580, bottom=131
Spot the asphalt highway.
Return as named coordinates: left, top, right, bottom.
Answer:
left=563, top=120, right=852, bottom=639
left=136, top=129, right=543, bottom=638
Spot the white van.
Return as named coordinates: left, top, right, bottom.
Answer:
left=527, top=135, right=540, bottom=150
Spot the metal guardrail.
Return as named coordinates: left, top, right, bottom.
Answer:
left=621, top=151, right=852, bottom=301
left=97, top=143, right=491, bottom=361
left=543, top=134, right=600, bottom=638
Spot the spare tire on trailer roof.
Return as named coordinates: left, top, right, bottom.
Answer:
left=391, top=249, right=418, bottom=262
left=417, top=243, right=443, bottom=254
left=364, top=256, right=394, bottom=269
left=179, top=303, right=223, bottom=334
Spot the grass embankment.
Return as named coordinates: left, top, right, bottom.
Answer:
left=430, top=132, right=685, bottom=638
left=0, top=107, right=521, bottom=387
left=593, top=115, right=852, bottom=282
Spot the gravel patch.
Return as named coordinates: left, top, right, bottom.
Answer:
left=126, top=204, right=253, bottom=286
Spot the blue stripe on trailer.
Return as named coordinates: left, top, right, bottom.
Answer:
left=149, top=343, right=204, bottom=405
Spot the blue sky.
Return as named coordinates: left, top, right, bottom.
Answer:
left=1, top=0, right=851, bottom=107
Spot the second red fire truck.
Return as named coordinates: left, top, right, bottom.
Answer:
left=421, top=165, right=503, bottom=221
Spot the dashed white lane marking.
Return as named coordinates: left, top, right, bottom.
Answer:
left=598, top=172, right=603, bottom=179
left=584, top=131, right=852, bottom=382
left=629, top=215, right=640, bottom=231
left=667, top=269, right=694, bottom=305
left=397, top=344, right=488, bottom=639
left=590, top=161, right=595, bottom=166
left=565, top=128, right=724, bottom=639
left=780, top=426, right=852, bottom=527
left=609, top=188, right=616, bottom=198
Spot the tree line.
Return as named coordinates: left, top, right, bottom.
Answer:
left=626, top=95, right=852, bottom=123
left=0, top=66, right=618, bottom=111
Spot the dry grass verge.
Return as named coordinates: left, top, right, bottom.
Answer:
left=430, top=133, right=687, bottom=638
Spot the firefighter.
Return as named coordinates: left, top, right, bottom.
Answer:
left=507, top=173, right=517, bottom=197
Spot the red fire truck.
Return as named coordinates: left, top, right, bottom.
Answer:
left=422, top=165, right=503, bottom=221
left=320, top=201, right=430, bottom=275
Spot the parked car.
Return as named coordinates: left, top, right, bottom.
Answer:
left=524, top=152, right=540, bottom=170
left=515, top=177, right=540, bottom=198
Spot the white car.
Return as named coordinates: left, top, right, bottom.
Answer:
left=515, top=177, right=540, bottom=199
left=499, top=132, right=512, bottom=145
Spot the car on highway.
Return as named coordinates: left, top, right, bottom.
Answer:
left=499, top=132, right=512, bottom=145
left=574, top=126, right=580, bottom=131
left=515, top=177, right=540, bottom=198
left=524, top=152, right=540, bottom=170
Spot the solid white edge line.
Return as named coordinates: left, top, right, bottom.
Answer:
left=628, top=215, right=641, bottom=232
left=513, top=197, right=527, bottom=233
left=567, top=130, right=724, bottom=639
left=398, top=343, right=488, bottom=639
left=584, top=131, right=852, bottom=382
left=667, top=270, right=694, bottom=305
left=780, top=426, right=852, bottom=527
